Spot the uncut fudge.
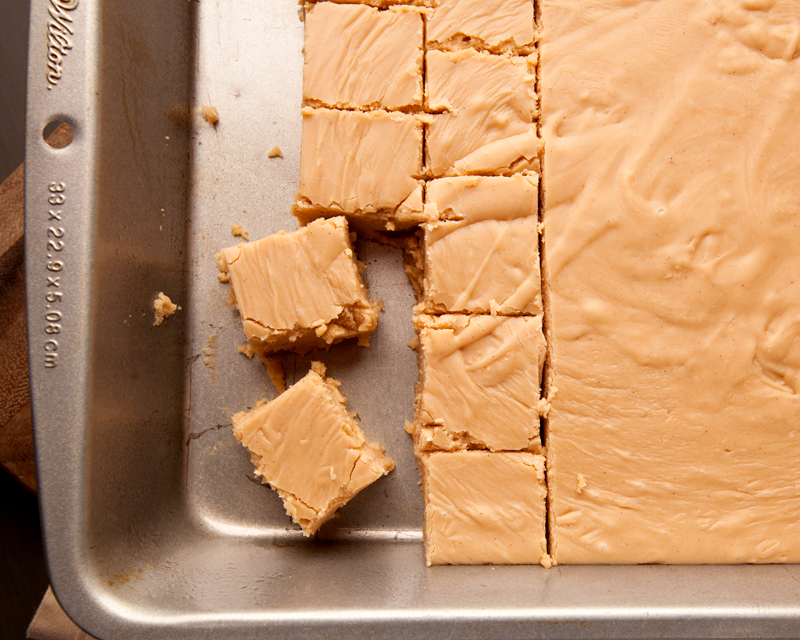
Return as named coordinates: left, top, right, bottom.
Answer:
left=426, top=48, right=539, bottom=177
left=422, top=451, right=548, bottom=565
left=414, top=314, right=546, bottom=452
left=542, top=0, right=800, bottom=563
left=426, top=0, right=536, bottom=54
left=293, top=108, right=427, bottom=232
left=233, top=363, right=394, bottom=536
left=219, top=216, right=380, bottom=355
left=423, top=175, right=541, bottom=315
left=303, top=3, right=423, bottom=111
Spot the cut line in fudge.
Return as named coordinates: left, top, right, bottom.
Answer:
left=425, top=0, right=537, bottom=55
left=534, top=0, right=552, bottom=563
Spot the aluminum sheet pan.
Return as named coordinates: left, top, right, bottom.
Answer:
left=25, top=0, right=800, bottom=638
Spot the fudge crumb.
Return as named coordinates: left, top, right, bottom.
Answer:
left=153, top=292, right=180, bottom=326
left=407, top=336, right=419, bottom=350
left=311, top=361, right=326, bottom=377
left=267, top=146, right=283, bottom=158
left=203, top=333, right=218, bottom=382
left=237, top=343, right=256, bottom=359
left=201, top=105, right=219, bottom=124
left=231, top=223, right=250, bottom=241
left=576, top=474, right=587, bottom=494
left=216, top=252, right=230, bottom=283
left=537, top=398, right=552, bottom=417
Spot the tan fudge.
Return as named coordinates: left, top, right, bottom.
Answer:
left=220, top=217, right=379, bottom=355
left=294, top=108, right=427, bottom=232
left=414, top=314, right=546, bottom=452
left=543, top=0, right=800, bottom=563
left=233, top=363, right=394, bottom=536
left=425, top=49, right=539, bottom=177
left=304, top=0, right=426, bottom=7
left=303, top=3, right=423, bottom=111
left=423, top=175, right=541, bottom=315
left=422, top=451, right=548, bottom=565
left=426, top=0, right=536, bottom=54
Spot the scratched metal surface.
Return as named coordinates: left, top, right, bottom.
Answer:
left=25, top=0, right=800, bottom=638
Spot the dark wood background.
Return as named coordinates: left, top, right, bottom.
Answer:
left=0, top=0, right=52, bottom=638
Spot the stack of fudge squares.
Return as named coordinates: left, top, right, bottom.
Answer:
left=297, top=0, right=548, bottom=566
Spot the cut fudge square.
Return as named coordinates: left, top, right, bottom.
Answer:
left=415, top=314, right=546, bottom=452
left=426, top=0, right=536, bottom=54
left=294, top=108, right=427, bottom=232
left=424, top=175, right=541, bottom=315
left=305, top=0, right=426, bottom=6
left=219, top=216, right=380, bottom=355
left=422, top=451, right=548, bottom=565
left=233, top=363, right=394, bottom=537
left=426, top=49, right=539, bottom=177
left=303, top=3, right=423, bottom=111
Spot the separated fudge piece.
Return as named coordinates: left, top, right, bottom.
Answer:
left=426, top=0, right=536, bottom=54
left=303, top=3, right=423, bottom=111
left=414, top=314, right=546, bottom=452
left=425, top=49, right=539, bottom=177
left=294, top=108, right=427, bottom=231
left=422, top=451, right=548, bottom=565
left=233, top=363, right=394, bottom=536
left=423, top=175, right=541, bottom=315
left=542, top=0, right=800, bottom=563
left=219, top=217, right=380, bottom=355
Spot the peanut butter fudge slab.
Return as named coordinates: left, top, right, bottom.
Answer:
left=303, top=4, right=423, bottom=111
left=414, top=314, right=546, bottom=452
left=219, top=217, right=380, bottom=355
left=426, top=0, right=536, bottom=55
left=233, top=363, right=394, bottom=536
left=294, top=108, right=427, bottom=232
left=425, top=49, right=539, bottom=178
left=422, top=451, right=548, bottom=565
left=542, top=0, right=800, bottom=563
left=423, top=175, right=541, bottom=315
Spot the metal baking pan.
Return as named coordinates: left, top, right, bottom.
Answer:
left=25, top=0, right=800, bottom=637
